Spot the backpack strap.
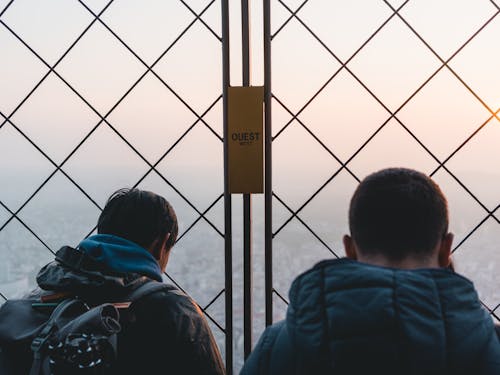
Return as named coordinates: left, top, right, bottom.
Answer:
left=110, top=281, right=174, bottom=316
left=126, top=281, right=174, bottom=303
left=30, top=299, right=88, bottom=375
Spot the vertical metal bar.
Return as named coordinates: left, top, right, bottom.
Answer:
left=241, top=0, right=253, bottom=361
left=243, top=193, right=252, bottom=359
left=242, top=0, right=251, bottom=87
left=221, top=0, right=233, bottom=373
left=263, top=0, right=273, bottom=327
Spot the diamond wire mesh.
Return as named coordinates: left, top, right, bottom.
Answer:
left=0, top=0, right=227, bottom=349
left=270, top=0, right=500, bottom=320
left=1, top=0, right=500, bottom=364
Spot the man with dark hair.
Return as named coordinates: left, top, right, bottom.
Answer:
left=28, top=188, right=225, bottom=374
left=345, top=167, right=451, bottom=268
left=241, top=168, right=500, bottom=375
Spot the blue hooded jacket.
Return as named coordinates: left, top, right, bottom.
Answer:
left=241, top=258, right=500, bottom=375
left=77, top=234, right=163, bottom=282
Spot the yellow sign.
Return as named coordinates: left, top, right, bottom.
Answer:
left=228, top=86, right=264, bottom=194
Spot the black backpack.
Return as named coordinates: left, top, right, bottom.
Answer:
left=0, top=281, right=169, bottom=375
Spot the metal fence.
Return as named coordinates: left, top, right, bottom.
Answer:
left=0, top=0, right=232, bottom=370
left=1, top=0, right=500, bottom=373
left=267, top=0, right=500, bottom=326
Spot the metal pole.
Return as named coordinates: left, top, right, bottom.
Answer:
left=241, top=0, right=253, bottom=361
left=263, top=0, right=273, bottom=327
left=221, top=0, right=233, bottom=373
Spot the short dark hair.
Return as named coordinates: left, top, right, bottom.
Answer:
left=348, top=168, right=448, bottom=260
left=98, top=188, right=178, bottom=252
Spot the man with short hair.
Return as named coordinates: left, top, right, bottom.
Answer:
left=241, top=168, right=500, bottom=374
left=31, top=188, right=225, bottom=374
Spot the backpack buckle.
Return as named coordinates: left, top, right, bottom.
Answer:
left=31, top=336, right=49, bottom=354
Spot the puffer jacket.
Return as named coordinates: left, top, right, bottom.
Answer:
left=27, top=235, right=226, bottom=375
left=241, top=258, right=500, bottom=375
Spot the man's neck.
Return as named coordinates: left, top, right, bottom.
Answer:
left=356, top=254, right=440, bottom=270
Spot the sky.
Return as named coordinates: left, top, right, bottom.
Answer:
left=1, top=0, right=498, bottom=208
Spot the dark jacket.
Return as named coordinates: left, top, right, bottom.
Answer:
left=241, top=258, right=500, bottom=375
left=31, top=235, right=226, bottom=375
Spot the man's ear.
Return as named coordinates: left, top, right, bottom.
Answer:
left=438, top=232, right=453, bottom=268
left=151, top=233, right=172, bottom=272
left=151, top=234, right=170, bottom=261
left=343, top=235, right=357, bottom=260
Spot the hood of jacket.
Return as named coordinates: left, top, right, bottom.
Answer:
left=77, top=234, right=162, bottom=281
left=285, top=258, right=500, bottom=374
left=35, top=234, right=162, bottom=298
